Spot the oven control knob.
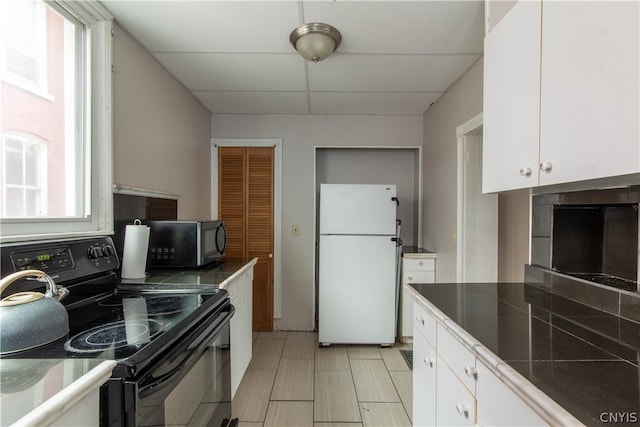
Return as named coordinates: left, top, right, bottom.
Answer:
left=102, top=245, right=115, bottom=257
left=88, top=246, right=104, bottom=259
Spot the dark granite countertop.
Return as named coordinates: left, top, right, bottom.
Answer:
left=117, top=257, right=257, bottom=291
left=409, top=282, right=640, bottom=426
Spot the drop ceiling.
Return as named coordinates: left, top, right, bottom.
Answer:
left=100, top=1, right=485, bottom=115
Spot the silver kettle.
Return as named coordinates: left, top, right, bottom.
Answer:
left=0, top=269, right=70, bottom=354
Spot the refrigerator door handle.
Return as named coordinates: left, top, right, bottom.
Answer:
left=391, top=237, right=403, bottom=247
left=391, top=197, right=399, bottom=207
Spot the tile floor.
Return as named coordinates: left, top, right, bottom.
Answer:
left=232, top=331, right=413, bottom=427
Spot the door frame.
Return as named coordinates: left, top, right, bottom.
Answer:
left=211, top=138, right=283, bottom=319
left=456, top=113, right=499, bottom=282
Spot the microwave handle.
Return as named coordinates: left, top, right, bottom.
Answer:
left=137, top=305, right=234, bottom=398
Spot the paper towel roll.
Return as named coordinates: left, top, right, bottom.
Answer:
left=121, top=220, right=150, bottom=279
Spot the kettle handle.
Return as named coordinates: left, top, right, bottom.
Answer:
left=0, top=270, right=68, bottom=301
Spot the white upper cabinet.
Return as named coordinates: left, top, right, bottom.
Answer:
left=483, top=0, right=541, bottom=192
left=539, top=1, right=639, bottom=186
left=483, top=0, right=639, bottom=193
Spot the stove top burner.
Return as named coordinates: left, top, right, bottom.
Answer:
left=65, top=319, right=166, bottom=353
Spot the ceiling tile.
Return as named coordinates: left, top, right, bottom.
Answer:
left=310, top=91, right=442, bottom=115
left=153, top=52, right=308, bottom=91
left=308, top=53, right=479, bottom=92
left=301, top=1, right=485, bottom=54
left=194, top=91, right=309, bottom=114
left=102, top=1, right=302, bottom=52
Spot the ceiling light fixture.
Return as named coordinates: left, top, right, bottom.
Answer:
left=289, top=22, right=342, bottom=63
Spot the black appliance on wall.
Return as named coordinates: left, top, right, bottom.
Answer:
left=146, top=220, right=227, bottom=268
left=0, top=236, right=237, bottom=427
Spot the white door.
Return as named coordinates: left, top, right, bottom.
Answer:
left=318, top=234, right=396, bottom=345
left=320, top=184, right=397, bottom=235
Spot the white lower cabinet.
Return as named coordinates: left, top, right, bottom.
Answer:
left=412, top=298, right=552, bottom=426
left=413, top=328, right=437, bottom=426
left=476, top=361, right=546, bottom=427
left=436, top=356, right=476, bottom=427
left=225, top=264, right=254, bottom=398
left=401, top=255, right=436, bottom=341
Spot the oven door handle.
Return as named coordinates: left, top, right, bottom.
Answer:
left=138, top=304, right=234, bottom=398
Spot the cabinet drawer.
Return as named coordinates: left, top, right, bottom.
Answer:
left=438, top=323, right=476, bottom=395
left=403, top=257, right=435, bottom=271
left=437, top=355, right=476, bottom=426
left=413, top=301, right=436, bottom=346
left=402, top=270, right=435, bottom=284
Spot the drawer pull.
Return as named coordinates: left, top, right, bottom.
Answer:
left=423, top=356, right=434, bottom=367
left=416, top=315, right=425, bottom=325
left=456, top=402, right=470, bottom=418
left=418, top=261, right=424, bottom=266
left=408, top=276, right=413, bottom=281
left=464, top=365, right=477, bottom=378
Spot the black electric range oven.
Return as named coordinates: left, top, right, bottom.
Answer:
left=0, top=237, right=237, bottom=427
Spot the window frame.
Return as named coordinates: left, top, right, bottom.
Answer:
left=0, top=1, right=114, bottom=243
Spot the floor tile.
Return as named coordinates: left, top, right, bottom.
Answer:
left=271, top=358, right=314, bottom=400
left=350, top=359, right=400, bottom=402
left=314, top=424, right=363, bottom=427
left=264, top=401, right=313, bottom=427
left=359, top=402, right=411, bottom=427
left=232, top=368, right=277, bottom=422
left=316, top=346, right=350, bottom=371
left=380, top=345, right=411, bottom=371
left=389, top=371, right=412, bottom=422
left=314, top=371, right=362, bottom=422
left=282, top=331, right=317, bottom=358
left=251, top=336, right=285, bottom=370
left=348, top=346, right=382, bottom=360
left=258, top=331, right=288, bottom=340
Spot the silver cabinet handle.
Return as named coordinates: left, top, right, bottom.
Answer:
left=456, top=402, right=470, bottom=418
left=539, top=162, right=553, bottom=172
left=519, top=167, right=532, bottom=177
left=423, top=356, right=434, bottom=367
left=464, top=365, right=477, bottom=378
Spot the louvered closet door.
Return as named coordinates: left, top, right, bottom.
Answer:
left=218, top=146, right=274, bottom=331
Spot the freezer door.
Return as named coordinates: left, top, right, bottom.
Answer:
left=320, top=184, right=397, bottom=235
left=318, top=234, right=396, bottom=345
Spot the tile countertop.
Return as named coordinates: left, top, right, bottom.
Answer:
left=117, top=257, right=258, bottom=291
left=0, top=359, right=116, bottom=426
left=407, top=282, right=640, bottom=426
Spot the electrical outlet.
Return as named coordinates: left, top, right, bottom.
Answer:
left=292, top=224, right=300, bottom=236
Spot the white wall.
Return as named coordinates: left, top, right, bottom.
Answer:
left=211, top=114, right=423, bottom=330
left=112, top=25, right=212, bottom=219
left=422, top=58, right=484, bottom=282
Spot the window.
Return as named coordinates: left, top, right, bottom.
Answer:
left=3, top=133, right=48, bottom=217
left=0, top=1, right=113, bottom=242
left=1, top=0, right=47, bottom=92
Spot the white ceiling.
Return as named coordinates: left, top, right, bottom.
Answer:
left=100, top=1, right=485, bottom=115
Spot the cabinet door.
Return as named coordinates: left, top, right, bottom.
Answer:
left=476, top=361, right=547, bottom=426
left=539, top=1, right=640, bottom=186
left=413, top=329, right=437, bottom=426
left=436, top=355, right=476, bottom=426
left=483, top=0, right=542, bottom=193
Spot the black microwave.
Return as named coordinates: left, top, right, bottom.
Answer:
left=146, top=220, right=226, bottom=268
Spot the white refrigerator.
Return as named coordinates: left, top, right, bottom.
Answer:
left=318, top=183, right=399, bottom=346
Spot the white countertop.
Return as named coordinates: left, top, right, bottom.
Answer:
left=0, top=359, right=115, bottom=427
